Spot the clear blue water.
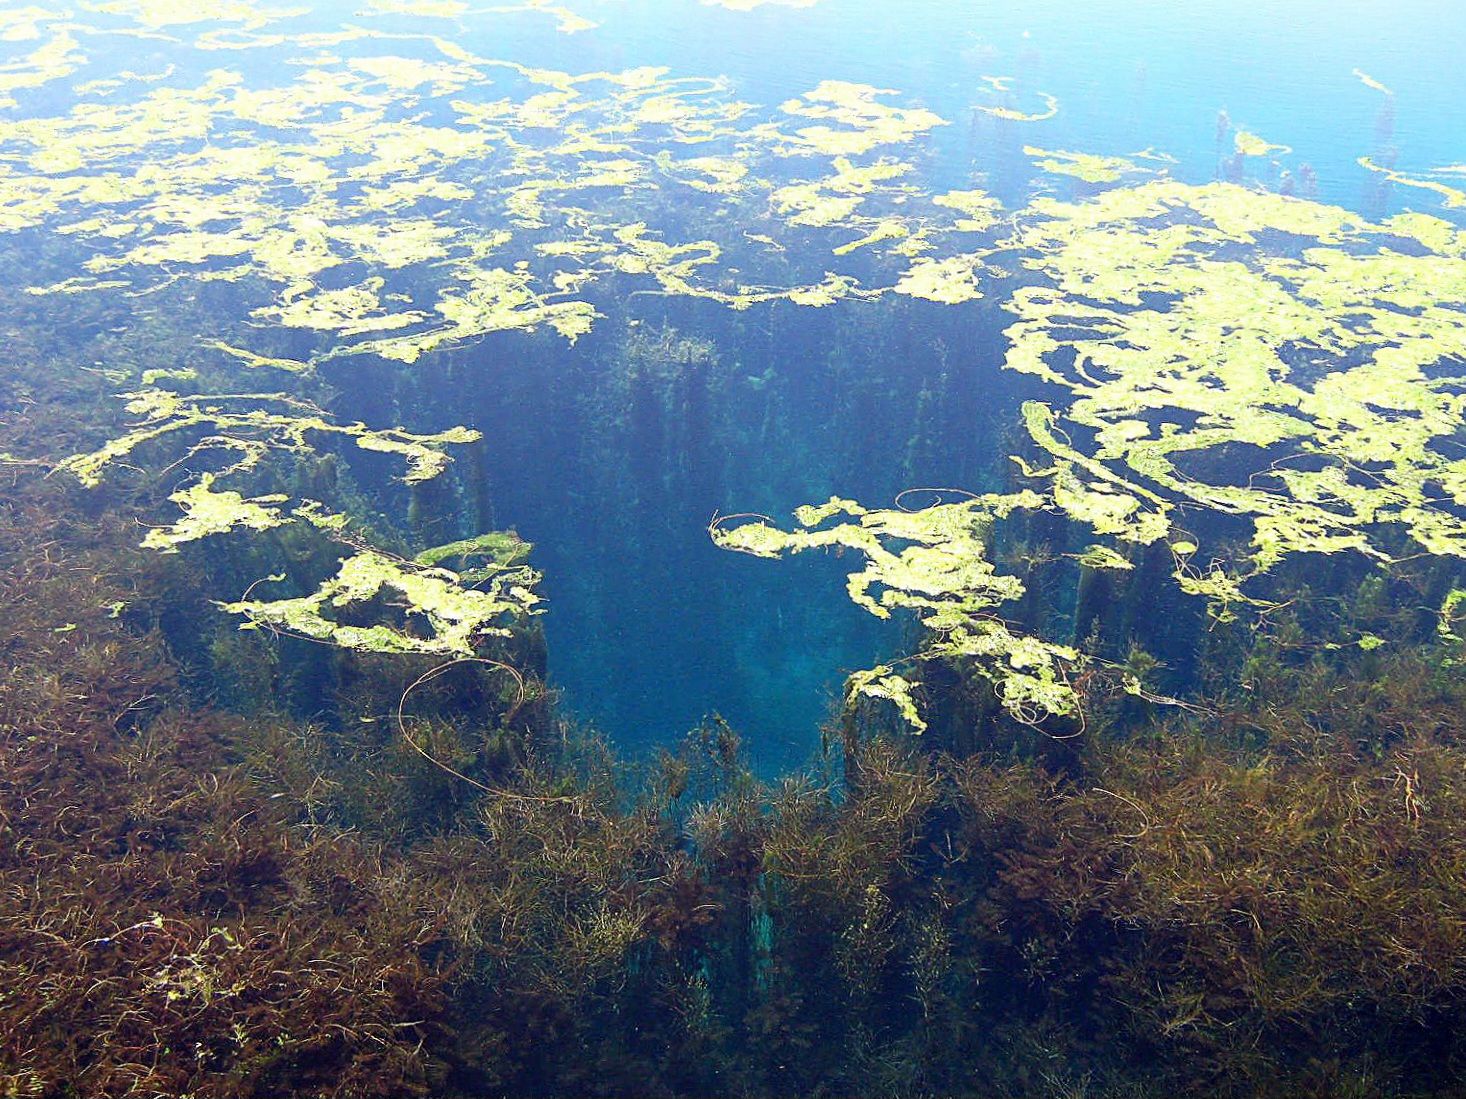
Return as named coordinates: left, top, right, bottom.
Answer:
left=22, top=0, right=1466, bottom=772
left=9, top=6, right=1466, bottom=1092
left=412, top=0, right=1466, bottom=770
left=431, top=0, right=1465, bottom=203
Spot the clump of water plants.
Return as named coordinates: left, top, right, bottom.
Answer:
left=0, top=497, right=460, bottom=1097
left=712, top=491, right=1089, bottom=734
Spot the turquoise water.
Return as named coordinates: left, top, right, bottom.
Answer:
left=390, top=0, right=1466, bottom=768
left=8, top=0, right=1465, bottom=772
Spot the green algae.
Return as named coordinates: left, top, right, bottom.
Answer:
left=0, top=13, right=1018, bottom=380
left=932, top=189, right=1002, bottom=232
left=1001, top=180, right=1466, bottom=607
left=0, top=29, right=84, bottom=109
left=844, top=665, right=927, bottom=733
left=720, top=170, right=1466, bottom=714
left=53, top=383, right=530, bottom=649
left=1024, top=146, right=1156, bottom=184
left=1360, top=155, right=1466, bottom=209
left=10, top=7, right=1466, bottom=718
left=774, top=81, right=948, bottom=157
left=1074, top=544, right=1134, bottom=571
left=712, top=493, right=1082, bottom=729
left=1442, top=589, right=1466, bottom=642
left=82, top=0, right=308, bottom=30
left=221, top=547, right=541, bottom=655
left=141, top=473, right=291, bottom=552
left=1233, top=130, right=1290, bottom=157
left=893, top=254, right=985, bottom=303
left=58, top=388, right=482, bottom=489
left=974, top=90, right=1059, bottom=123
left=415, top=531, right=532, bottom=569
left=1353, top=67, right=1394, bottom=95
left=0, top=42, right=999, bottom=372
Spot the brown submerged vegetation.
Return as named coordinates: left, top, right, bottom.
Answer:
left=5, top=463, right=1466, bottom=1098
left=0, top=499, right=457, bottom=1097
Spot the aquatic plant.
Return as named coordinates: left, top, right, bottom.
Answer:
left=1002, top=179, right=1466, bottom=607
left=973, top=79, right=1061, bottom=123
left=57, top=386, right=480, bottom=493
left=1021, top=145, right=1162, bottom=184
left=10, top=310, right=1466, bottom=1099
left=711, top=166, right=1466, bottom=749
left=0, top=0, right=1041, bottom=410
left=712, top=492, right=1087, bottom=732
left=7, top=7, right=1466, bottom=1094
left=0, top=498, right=461, bottom=1097
left=221, top=548, right=540, bottom=656
left=50, top=381, right=543, bottom=655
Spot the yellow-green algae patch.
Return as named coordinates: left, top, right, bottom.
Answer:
left=0, top=7, right=66, bottom=42
left=57, top=387, right=481, bottom=489
left=1233, top=130, right=1291, bottom=157
left=845, top=665, right=927, bottom=734
left=770, top=157, right=915, bottom=228
left=362, top=0, right=472, bottom=15
left=725, top=168, right=1466, bottom=705
left=57, top=379, right=540, bottom=655
left=1002, top=178, right=1466, bottom=602
left=12, top=1, right=1031, bottom=679
left=974, top=91, right=1059, bottom=123
left=713, top=493, right=1081, bottom=730
left=772, top=81, right=948, bottom=157
left=932, top=189, right=1002, bottom=232
left=1359, top=155, right=1466, bottom=209
left=141, top=473, right=291, bottom=552
left=0, top=7, right=1024, bottom=374
left=81, top=0, right=309, bottom=30
left=222, top=548, right=541, bottom=655
left=1024, top=146, right=1158, bottom=185
left=893, top=254, right=984, bottom=304
left=0, top=29, right=85, bottom=109
left=1352, top=67, right=1393, bottom=95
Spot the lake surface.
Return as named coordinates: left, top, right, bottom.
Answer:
left=5, top=0, right=1465, bottom=773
